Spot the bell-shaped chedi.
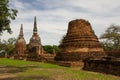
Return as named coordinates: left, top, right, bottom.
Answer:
left=55, top=19, right=106, bottom=61
left=28, top=16, right=42, bottom=56
left=15, top=24, right=26, bottom=55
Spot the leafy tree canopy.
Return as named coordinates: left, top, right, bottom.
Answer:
left=0, top=0, right=18, bottom=35
left=100, top=24, right=120, bottom=50
left=0, top=37, right=17, bottom=56
left=43, top=45, right=59, bottom=54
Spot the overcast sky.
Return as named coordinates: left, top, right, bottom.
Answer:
left=1, top=0, right=120, bottom=45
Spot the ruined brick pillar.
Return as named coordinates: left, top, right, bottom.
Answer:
left=15, top=24, right=26, bottom=55
left=55, top=19, right=106, bottom=61
left=28, top=16, right=42, bottom=56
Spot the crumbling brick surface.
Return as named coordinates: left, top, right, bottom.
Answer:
left=55, top=19, right=105, bottom=61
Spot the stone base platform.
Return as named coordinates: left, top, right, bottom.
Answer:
left=13, top=54, right=27, bottom=60
left=55, top=52, right=105, bottom=61
left=83, top=58, right=120, bottom=76
left=50, top=61, right=84, bottom=67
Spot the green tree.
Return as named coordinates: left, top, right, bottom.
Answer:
left=100, top=24, right=120, bottom=50
left=0, top=0, right=18, bottom=35
left=43, top=45, right=53, bottom=54
left=43, top=45, right=59, bottom=54
left=53, top=45, right=60, bottom=53
left=0, top=37, right=17, bottom=56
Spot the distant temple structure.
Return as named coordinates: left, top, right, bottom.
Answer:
left=28, top=16, right=42, bottom=56
left=55, top=19, right=106, bottom=61
left=15, top=24, right=26, bottom=55
left=14, top=18, right=120, bottom=75
left=14, top=16, right=43, bottom=60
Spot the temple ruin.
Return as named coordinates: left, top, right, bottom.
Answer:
left=14, top=18, right=120, bottom=75
left=28, top=16, right=42, bottom=56
left=14, top=16, right=43, bottom=60
left=83, top=50, right=120, bottom=76
left=15, top=24, right=26, bottom=58
left=55, top=19, right=106, bottom=61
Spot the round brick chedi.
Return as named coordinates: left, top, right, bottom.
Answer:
left=55, top=19, right=105, bottom=61
left=15, top=24, right=26, bottom=55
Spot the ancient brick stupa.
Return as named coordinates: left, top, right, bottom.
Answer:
left=15, top=24, right=26, bottom=55
left=28, top=16, right=42, bottom=56
left=55, top=19, right=105, bottom=61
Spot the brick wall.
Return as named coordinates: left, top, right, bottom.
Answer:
left=83, top=59, right=120, bottom=76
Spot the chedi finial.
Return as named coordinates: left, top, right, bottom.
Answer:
left=33, top=16, right=37, bottom=33
left=19, top=24, right=23, bottom=37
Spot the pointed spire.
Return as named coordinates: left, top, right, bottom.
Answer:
left=33, top=16, right=37, bottom=33
left=19, top=24, right=23, bottom=37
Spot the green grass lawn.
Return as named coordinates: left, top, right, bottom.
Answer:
left=0, top=58, right=119, bottom=80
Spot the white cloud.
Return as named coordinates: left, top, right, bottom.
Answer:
left=2, top=0, right=120, bottom=45
left=68, top=0, right=120, bottom=13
